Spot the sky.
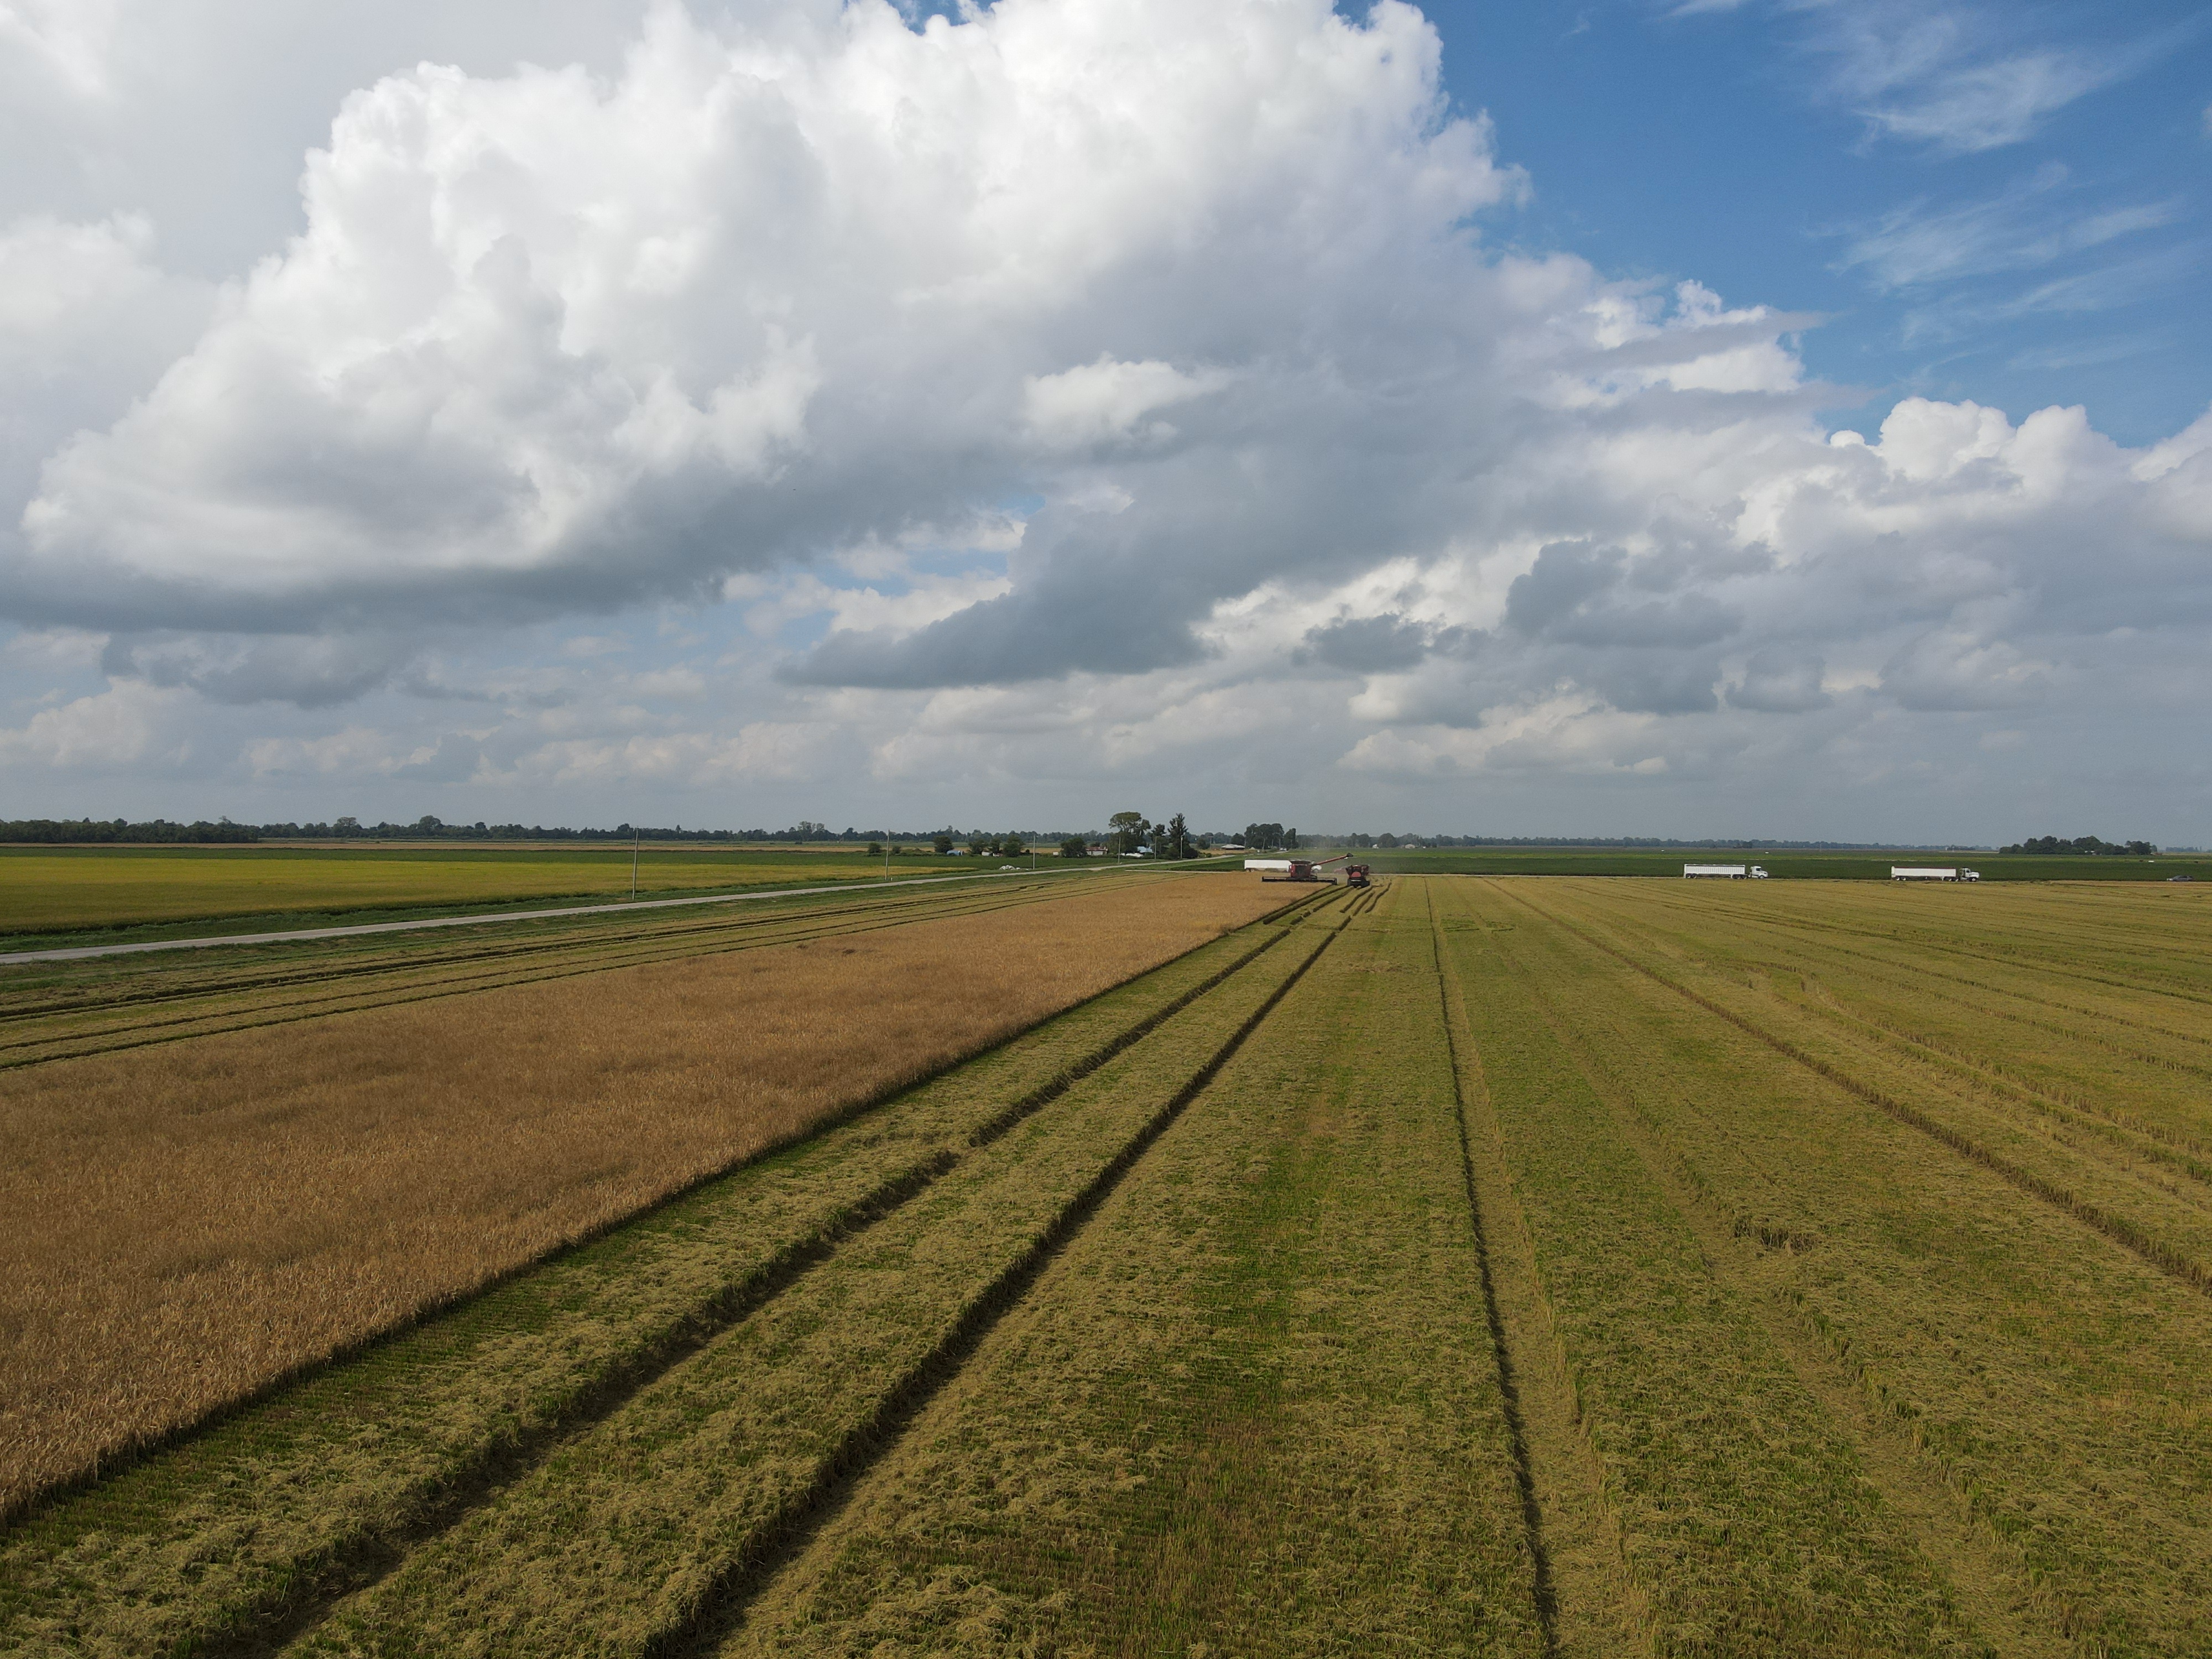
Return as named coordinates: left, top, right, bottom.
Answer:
left=1, top=0, right=2206, bottom=842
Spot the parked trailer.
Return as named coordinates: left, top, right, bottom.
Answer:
left=1891, top=866, right=1980, bottom=882
left=1682, top=864, right=1769, bottom=879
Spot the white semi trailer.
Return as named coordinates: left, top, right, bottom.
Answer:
left=1683, top=864, right=1768, bottom=879
left=1891, top=866, right=1980, bottom=881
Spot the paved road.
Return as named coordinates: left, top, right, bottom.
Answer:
left=0, top=867, right=1076, bottom=967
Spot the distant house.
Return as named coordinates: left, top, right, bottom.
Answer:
left=1086, top=843, right=1107, bottom=857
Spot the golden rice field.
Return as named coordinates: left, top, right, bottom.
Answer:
left=3, top=873, right=2208, bottom=1657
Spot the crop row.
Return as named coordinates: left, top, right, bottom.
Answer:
left=1636, top=880, right=2212, bottom=1008
left=726, top=878, right=1545, bottom=1656
left=1490, top=879, right=2212, bottom=1656
left=1432, top=879, right=1985, bottom=1657
left=288, top=902, right=1342, bottom=1656
left=1515, top=884, right=2212, bottom=1297
left=0, top=888, right=1341, bottom=1658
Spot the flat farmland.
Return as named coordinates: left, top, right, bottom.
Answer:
left=0, top=842, right=988, bottom=942
left=4, top=875, right=2208, bottom=1657
left=1355, top=845, right=2212, bottom=881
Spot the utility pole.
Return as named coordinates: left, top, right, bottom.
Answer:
left=631, top=827, right=639, bottom=901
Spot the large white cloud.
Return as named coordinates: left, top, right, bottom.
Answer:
left=1, top=0, right=2209, bottom=835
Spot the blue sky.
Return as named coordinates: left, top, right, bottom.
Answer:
left=1430, top=0, right=2210, bottom=445
left=1, top=0, right=2208, bottom=840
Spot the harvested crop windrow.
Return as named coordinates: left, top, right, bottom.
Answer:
left=1433, top=880, right=1981, bottom=1657
left=1509, top=883, right=2212, bottom=1301
left=0, top=874, right=1295, bottom=1522
left=1594, top=883, right=2212, bottom=1140
left=284, top=916, right=1341, bottom=1659
left=723, top=883, right=1543, bottom=1658
left=1489, top=879, right=2212, bottom=1657
left=0, top=895, right=1339, bottom=1659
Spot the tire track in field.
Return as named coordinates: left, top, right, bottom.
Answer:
left=1641, top=889, right=2212, bottom=1011
left=0, top=884, right=1092, bottom=1070
left=1475, top=895, right=2070, bottom=1659
left=1631, top=889, right=2212, bottom=1072
left=1788, top=995, right=2212, bottom=1191
left=154, top=893, right=1344, bottom=1659
left=1555, top=895, right=2212, bottom=1185
left=664, top=924, right=1345, bottom=1658
left=1499, top=883, right=2212, bottom=1303
left=1423, top=885, right=1559, bottom=1657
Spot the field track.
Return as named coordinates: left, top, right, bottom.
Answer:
left=4, top=875, right=2207, bottom=1656
left=0, top=870, right=1128, bottom=1070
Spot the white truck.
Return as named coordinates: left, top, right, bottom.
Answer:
left=1683, top=863, right=1768, bottom=879
left=1891, top=866, right=1980, bottom=882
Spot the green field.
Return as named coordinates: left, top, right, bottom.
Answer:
left=1352, top=844, right=2212, bottom=881
left=0, top=843, right=1021, bottom=941
left=6, top=875, right=2210, bottom=1655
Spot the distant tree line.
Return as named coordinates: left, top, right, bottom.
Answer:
left=1, top=816, right=1082, bottom=846
left=0, top=817, right=260, bottom=844
left=2000, top=835, right=2157, bottom=856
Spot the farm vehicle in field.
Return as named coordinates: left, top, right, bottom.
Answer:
left=1243, top=854, right=1371, bottom=886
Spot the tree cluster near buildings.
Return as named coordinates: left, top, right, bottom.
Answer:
left=2000, top=835, right=2158, bottom=855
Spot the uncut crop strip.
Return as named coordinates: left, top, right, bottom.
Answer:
left=727, top=881, right=1543, bottom=1658
left=1432, top=880, right=1981, bottom=1657
left=1503, top=884, right=2212, bottom=1301
left=0, top=874, right=1030, bottom=1024
left=0, top=894, right=1344, bottom=1659
left=1486, top=882, right=2212, bottom=1655
left=0, top=879, right=1051, bottom=1054
left=282, top=916, right=1341, bottom=1658
left=0, top=877, right=1113, bottom=1069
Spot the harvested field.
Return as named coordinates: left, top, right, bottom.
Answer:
left=7, top=875, right=2210, bottom=1657
left=0, top=872, right=1286, bottom=1515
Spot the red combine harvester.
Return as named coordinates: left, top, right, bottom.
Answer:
left=1244, top=854, right=1370, bottom=887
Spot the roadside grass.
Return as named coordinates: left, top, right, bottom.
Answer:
left=0, top=898, right=1335, bottom=1659
left=0, top=846, right=992, bottom=940
left=286, top=916, right=1343, bottom=1658
left=0, top=875, right=1288, bottom=1519
left=1434, top=879, right=1983, bottom=1657
left=728, top=881, right=1545, bottom=1657
left=1502, top=879, right=2212, bottom=1656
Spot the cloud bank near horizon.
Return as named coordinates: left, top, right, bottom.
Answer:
left=1, top=0, right=2208, bottom=836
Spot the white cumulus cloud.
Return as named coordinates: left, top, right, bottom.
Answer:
left=0, top=0, right=2208, bottom=838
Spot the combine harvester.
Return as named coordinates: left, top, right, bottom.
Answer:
left=1244, top=855, right=1371, bottom=888
left=1682, top=863, right=1768, bottom=879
